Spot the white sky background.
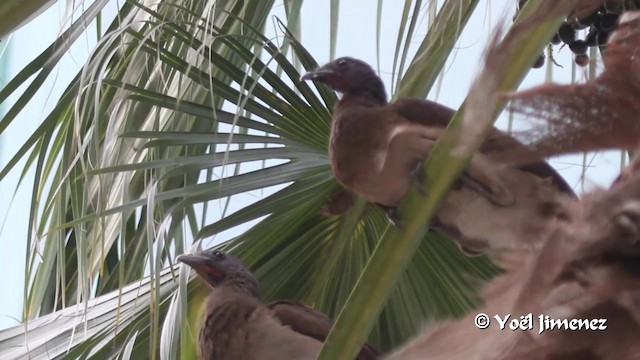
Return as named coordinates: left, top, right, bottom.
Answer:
left=0, top=0, right=625, bottom=330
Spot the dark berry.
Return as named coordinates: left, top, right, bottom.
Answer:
left=532, top=53, right=545, bottom=68
left=551, top=33, right=561, bottom=45
left=575, top=54, right=589, bottom=67
left=558, top=22, right=576, bottom=44
left=569, top=40, right=588, bottom=55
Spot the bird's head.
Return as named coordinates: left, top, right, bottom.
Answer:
left=177, top=249, right=260, bottom=298
left=301, top=57, right=387, bottom=102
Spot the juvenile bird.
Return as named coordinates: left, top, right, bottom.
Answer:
left=301, top=57, right=574, bottom=258
left=177, top=249, right=380, bottom=360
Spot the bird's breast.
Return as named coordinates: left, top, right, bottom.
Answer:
left=328, top=111, right=417, bottom=206
left=328, top=121, right=379, bottom=186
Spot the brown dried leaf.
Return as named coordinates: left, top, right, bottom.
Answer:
left=491, top=11, right=640, bottom=165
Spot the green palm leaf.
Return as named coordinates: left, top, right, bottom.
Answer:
left=0, top=1, right=573, bottom=358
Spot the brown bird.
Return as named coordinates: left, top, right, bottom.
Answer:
left=177, top=249, right=381, bottom=360
left=301, top=57, right=574, bottom=258
left=385, top=156, right=640, bottom=360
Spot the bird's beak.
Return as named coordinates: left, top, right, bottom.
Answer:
left=300, top=68, right=335, bottom=81
left=176, top=253, right=208, bottom=271
left=177, top=253, right=226, bottom=282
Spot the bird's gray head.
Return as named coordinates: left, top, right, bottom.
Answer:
left=177, top=249, right=260, bottom=298
left=300, top=57, right=387, bottom=103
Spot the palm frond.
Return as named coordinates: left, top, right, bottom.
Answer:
left=0, top=1, right=527, bottom=358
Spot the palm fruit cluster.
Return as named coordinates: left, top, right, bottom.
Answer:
left=517, top=0, right=639, bottom=68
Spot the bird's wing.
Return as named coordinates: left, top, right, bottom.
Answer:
left=386, top=102, right=516, bottom=206
left=390, top=97, right=455, bottom=128
left=321, top=188, right=356, bottom=216
left=391, top=97, right=575, bottom=197
left=268, top=300, right=381, bottom=359
left=268, top=300, right=333, bottom=340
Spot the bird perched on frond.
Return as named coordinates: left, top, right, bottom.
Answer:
left=301, top=57, right=574, bottom=259
left=177, top=249, right=381, bottom=360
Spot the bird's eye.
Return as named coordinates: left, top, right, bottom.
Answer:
left=337, top=59, right=348, bottom=67
left=212, top=250, right=225, bottom=260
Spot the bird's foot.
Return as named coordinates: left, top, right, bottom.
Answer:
left=410, top=162, right=427, bottom=196
left=613, top=201, right=640, bottom=248
left=431, top=218, right=488, bottom=256
left=460, top=170, right=514, bottom=207
left=378, top=204, right=402, bottom=228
